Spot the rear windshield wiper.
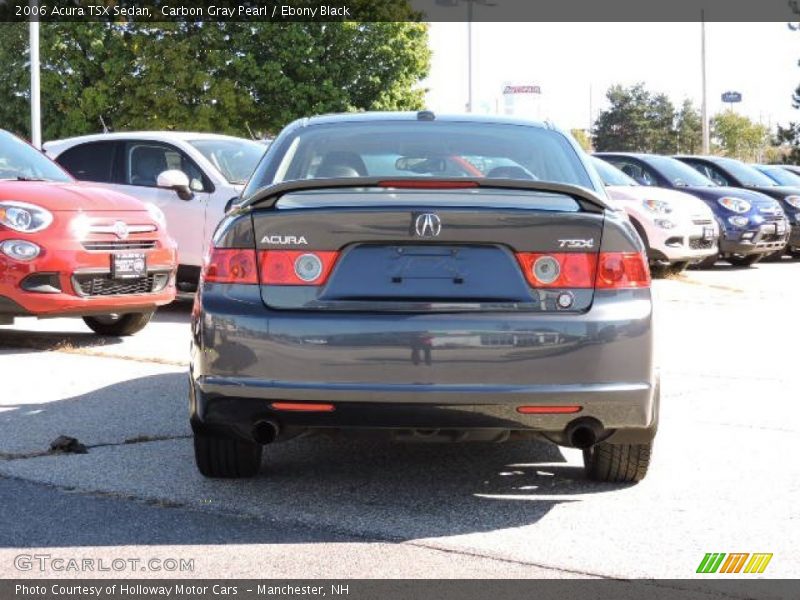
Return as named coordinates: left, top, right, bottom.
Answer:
left=14, top=176, right=48, bottom=182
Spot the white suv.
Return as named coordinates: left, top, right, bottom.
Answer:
left=44, top=132, right=266, bottom=291
left=592, top=157, right=719, bottom=273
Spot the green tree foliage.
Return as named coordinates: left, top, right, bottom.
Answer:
left=592, top=83, right=701, bottom=154
left=592, top=83, right=653, bottom=152
left=775, top=122, right=800, bottom=164
left=675, top=99, right=703, bottom=154
left=711, top=111, right=769, bottom=162
left=0, top=18, right=430, bottom=140
left=570, top=128, right=592, bottom=152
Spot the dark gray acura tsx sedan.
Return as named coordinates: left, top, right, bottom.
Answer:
left=189, top=112, right=658, bottom=482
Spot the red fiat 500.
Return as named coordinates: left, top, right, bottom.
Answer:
left=0, top=130, right=177, bottom=336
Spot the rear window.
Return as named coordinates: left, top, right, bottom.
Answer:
left=245, top=120, right=596, bottom=197
left=57, top=141, right=117, bottom=183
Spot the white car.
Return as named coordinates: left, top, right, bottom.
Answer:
left=592, top=157, right=719, bottom=273
left=44, top=132, right=266, bottom=290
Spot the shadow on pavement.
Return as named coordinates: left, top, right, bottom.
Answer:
left=0, top=369, right=629, bottom=548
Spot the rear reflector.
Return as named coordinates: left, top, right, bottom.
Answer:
left=517, top=405, right=582, bottom=414
left=271, top=402, right=335, bottom=412
left=259, top=250, right=339, bottom=285
left=203, top=248, right=259, bottom=284
left=378, top=179, right=479, bottom=189
left=596, top=252, right=651, bottom=289
left=515, top=252, right=596, bottom=288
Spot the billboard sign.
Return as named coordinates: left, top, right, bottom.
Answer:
left=721, top=91, right=742, bottom=103
left=503, top=85, right=542, bottom=95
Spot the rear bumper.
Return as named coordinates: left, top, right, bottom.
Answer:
left=190, top=284, right=657, bottom=445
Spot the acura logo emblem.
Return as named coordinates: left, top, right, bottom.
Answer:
left=113, top=221, right=130, bottom=240
left=414, top=213, right=442, bottom=238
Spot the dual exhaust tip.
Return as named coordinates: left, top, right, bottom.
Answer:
left=565, top=418, right=604, bottom=449
left=253, top=417, right=605, bottom=448
left=252, top=420, right=279, bottom=445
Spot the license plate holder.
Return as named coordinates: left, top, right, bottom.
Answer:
left=111, top=252, right=146, bottom=280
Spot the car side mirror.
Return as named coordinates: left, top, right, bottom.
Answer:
left=224, top=196, right=239, bottom=213
left=156, top=170, right=193, bottom=200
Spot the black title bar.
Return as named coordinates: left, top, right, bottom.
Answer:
left=1, top=0, right=799, bottom=22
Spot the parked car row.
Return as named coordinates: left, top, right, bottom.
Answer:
left=8, top=113, right=800, bottom=483
left=594, top=153, right=794, bottom=269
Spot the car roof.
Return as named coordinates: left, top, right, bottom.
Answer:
left=295, top=111, right=554, bottom=130
left=674, top=155, right=729, bottom=162
left=43, top=131, right=255, bottom=152
left=594, top=152, right=653, bottom=159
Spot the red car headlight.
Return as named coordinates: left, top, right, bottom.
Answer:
left=0, top=201, right=53, bottom=233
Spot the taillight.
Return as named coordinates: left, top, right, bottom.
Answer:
left=259, top=250, right=338, bottom=285
left=515, top=252, right=650, bottom=290
left=596, top=252, right=650, bottom=289
left=204, top=248, right=258, bottom=284
left=515, top=253, right=596, bottom=288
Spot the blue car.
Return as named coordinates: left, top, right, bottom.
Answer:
left=595, top=153, right=788, bottom=267
left=673, top=156, right=796, bottom=259
left=751, top=164, right=800, bottom=256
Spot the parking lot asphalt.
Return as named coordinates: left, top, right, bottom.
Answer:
left=1, top=260, right=799, bottom=580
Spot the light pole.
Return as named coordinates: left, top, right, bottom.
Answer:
left=435, top=0, right=497, bottom=113
left=29, top=8, right=42, bottom=148
left=701, top=11, right=710, bottom=154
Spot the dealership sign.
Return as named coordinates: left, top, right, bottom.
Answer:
left=721, top=91, right=742, bottom=103
left=503, top=85, right=542, bottom=95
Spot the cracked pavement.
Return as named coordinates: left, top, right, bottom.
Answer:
left=0, top=263, right=798, bottom=581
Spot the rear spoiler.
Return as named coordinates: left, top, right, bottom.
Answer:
left=235, top=177, right=611, bottom=213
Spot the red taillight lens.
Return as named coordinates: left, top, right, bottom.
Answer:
left=596, top=252, right=650, bottom=289
left=515, top=253, right=596, bottom=288
left=259, top=250, right=338, bottom=285
left=204, top=248, right=258, bottom=284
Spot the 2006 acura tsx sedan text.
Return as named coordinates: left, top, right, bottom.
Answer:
left=190, top=112, right=658, bottom=483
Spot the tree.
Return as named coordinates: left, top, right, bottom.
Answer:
left=570, top=128, right=592, bottom=152
left=0, top=17, right=430, bottom=140
left=592, top=83, right=677, bottom=153
left=775, top=122, right=800, bottom=164
left=711, top=111, right=769, bottom=161
left=675, top=99, right=703, bottom=154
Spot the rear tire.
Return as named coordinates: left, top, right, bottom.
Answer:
left=726, top=254, right=762, bottom=267
left=193, top=430, right=263, bottom=478
left=83, top=311, right=154, bottom=336
left=583, top=442, right=652, bottom=483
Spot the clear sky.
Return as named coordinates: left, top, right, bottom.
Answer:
left=424, top=22, right=800, bottom=131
